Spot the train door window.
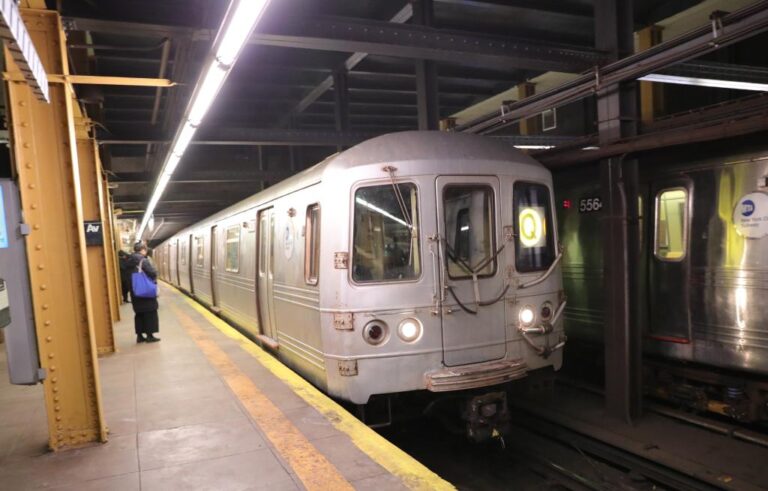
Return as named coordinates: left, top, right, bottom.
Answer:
left=259, top=213, right=268, bottom=274
left=654, top=188, right=688, bottom=261
left=444, top=185, right=495, bottom=279
left=195, top=236, right=204, bottom=267
left=513, top=182, right=555, bottom=272
left=225, top=224, right=241, bottom=272
left=305, top=204, right=320, bottom=285
left=180, top=243, right=187, bottom=266
left=352, top=183, right=421, bottom=282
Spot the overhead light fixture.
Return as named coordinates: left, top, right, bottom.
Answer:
left=136, top=0, right=271, bottom=239
left=514, top=145, right=555, bottom=150
left=639, top=74, right=768, bottom=92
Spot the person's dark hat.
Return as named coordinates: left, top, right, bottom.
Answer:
left=134, top=242, right=146, bottom=252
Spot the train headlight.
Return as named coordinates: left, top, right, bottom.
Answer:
left=397, top=318, right=422, bottom=343
left=363, top=320, right=388, bottom=346
left=519, top=305, right=535, bottom=327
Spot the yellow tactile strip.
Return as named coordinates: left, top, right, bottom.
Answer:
left=169, top=285, right=454, bottom=491
left=171, top=303, right=354, bottom=491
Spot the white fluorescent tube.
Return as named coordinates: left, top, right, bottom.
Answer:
left=514, top=145, right=555, bottom=150
left=173, top=122, right=197, bottom=157
left=216, top=0, right=270, bottom=65
left=163, top=153, right=182, bottom=176
left=639, top=74, right=768, bottom=92
left=187, top=65, right=228, bottom=125
left=136, top=0, right=271, bottom=239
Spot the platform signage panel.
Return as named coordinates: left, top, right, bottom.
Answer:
left=83, top=221, right=104, bottom=246
left=0, top=186, right=8, bottom=249
left=733, top=192, right=768, bottom=239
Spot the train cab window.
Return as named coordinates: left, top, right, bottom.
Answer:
left=195, top=236, right=204, bottom=267
left=353, top=183, right=420, bottom=282
left=305, top=204, right=320, bottom=285
left=225, top=225, right=241, bottom=272
left=513, top=182, right=555, bottom=272
left=655, top=188, right=688, bottom=261
left=444, top=185, right=495, bottom=279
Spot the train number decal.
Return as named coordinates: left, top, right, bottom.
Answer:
left=579, top=197, right=603, bottom=213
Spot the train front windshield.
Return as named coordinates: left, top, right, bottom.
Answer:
left=353, top=183, right=421, bottom=282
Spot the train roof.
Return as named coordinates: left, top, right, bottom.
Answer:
left=160, top=131, right=546, bottom=241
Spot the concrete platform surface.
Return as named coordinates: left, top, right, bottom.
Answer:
left=0, top=284, right=452, bottom=490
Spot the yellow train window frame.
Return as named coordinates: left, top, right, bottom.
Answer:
left=654, top=188, right=688, bottom=262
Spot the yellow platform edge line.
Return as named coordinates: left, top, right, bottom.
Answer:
left=171, top=285, right=454, bottom=491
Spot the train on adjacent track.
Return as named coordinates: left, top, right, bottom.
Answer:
left=154, top=131, right=566, bottom=440
left=555, top=140, right=768, bottom=423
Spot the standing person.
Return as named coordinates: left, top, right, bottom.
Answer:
left=127, top=242, right=160, bottom=343
left=118, top=250, right=132, bottom=303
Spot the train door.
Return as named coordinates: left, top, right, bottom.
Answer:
left=436, top=176, right=506, bottom=366
left=210, top=225, right=219, bottom=307
left=175, top=238, right=181, bottom=285
left=649, top=180, right=692, bottom=342
left=188, top=233, right=195, bottom=294
left=257, top=208, right=277, bottom=342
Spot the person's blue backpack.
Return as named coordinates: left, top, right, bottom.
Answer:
left=132, top=259, right=158, bottom=298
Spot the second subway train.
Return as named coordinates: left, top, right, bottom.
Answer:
left=155, top=131, right=566, bottom=438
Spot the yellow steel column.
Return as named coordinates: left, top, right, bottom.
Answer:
left=107, top=193, right=125, bottom=308
left=638, top=25, right=665, bottom=125
left=72, top=107, right=116, bottom=354
left=517, top=82, right=540, bottom=135
left=5, top=8, right=107, bottom=449
left=99, top=163, right=122, bottom=321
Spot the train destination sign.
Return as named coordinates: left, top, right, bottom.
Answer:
left=733, top=192, right=768, bottom=239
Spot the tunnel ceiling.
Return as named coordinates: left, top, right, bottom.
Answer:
left=54, top=0, right=716, bottom=242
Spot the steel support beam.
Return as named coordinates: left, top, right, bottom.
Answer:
left=73, top=105, right=116, bottom=354
left=595, top=0, right=641, bottom=424
left=458, top=2, right=768, bottom=134
left=413, top=0, right=439, bottom=131
left=5, top=9, right=106, bottom=449
left=333, top=70, right=349, bottom=132
left=99, top=169, right=122, bottom=319
left=100, top=128, right=382, bottom=147
left=253, top=15, right=603, bottom=73
left=282, top=4, right=413, bottom=122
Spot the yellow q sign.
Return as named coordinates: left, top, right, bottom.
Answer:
left=519, top=207, right=545, bottom=248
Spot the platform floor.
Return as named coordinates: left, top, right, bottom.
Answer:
left=0, top=284, right=450, bottom=490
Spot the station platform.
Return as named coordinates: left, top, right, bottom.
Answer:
left=0, top=284, right=452, bottom=490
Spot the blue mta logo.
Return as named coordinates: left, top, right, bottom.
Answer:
left=741, top=199, right=755, bottom=217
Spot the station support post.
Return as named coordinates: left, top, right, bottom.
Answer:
left=594, top=0, right=643, bottom=424
left=99, top=163, right=122, bottom=320
left=73, top=104, right=117, bottom=354
left=4, top=8, right=107, bottom=449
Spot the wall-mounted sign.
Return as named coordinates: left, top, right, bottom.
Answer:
left=84, top=221, right=104, bottom=246
left=578, top=197, right=603, bottom=213
left=733, top=192, right=768, bottom=239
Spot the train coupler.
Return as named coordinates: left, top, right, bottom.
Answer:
left=463, top=391, right=511, bottom=443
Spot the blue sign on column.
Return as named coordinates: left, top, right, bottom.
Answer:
left=0, top=186, right=8, bottom=249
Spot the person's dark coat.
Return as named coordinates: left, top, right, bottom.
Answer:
left=126, top=252, right=158, bottom=313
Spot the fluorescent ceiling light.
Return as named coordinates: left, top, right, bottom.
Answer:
left=173, top=122, right=197, bottom=157
left=216, top=0, right=270, bottom=65
left=187, top=65, right=228, bottom=126
left=136, top=0, right=271, bottom=239
left=639, top=74, right=768, bottom=92
left=514, top=145, right=555, bottom=150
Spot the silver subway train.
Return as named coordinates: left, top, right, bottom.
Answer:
left=155, top=131, right=566, bottom=438
left=555, top=145, right=768, bottom=422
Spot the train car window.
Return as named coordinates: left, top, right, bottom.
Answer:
left=225, top=225, right=241, bottom=272
left=513, top=182, right=555, bottom=272
left=654, top=188, right=687, bottom=261
left=353, top=183, right=421, bottom=282
left=305, top=204, right=320, bottom=285
left=444, top=185, right=495, bottom=279
left=195, top=236, right=204, bottom=267
left=180, top=243, right=187, bottom=266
